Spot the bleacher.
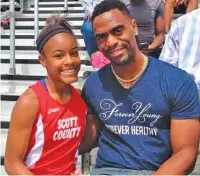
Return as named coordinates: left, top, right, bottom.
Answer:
left=0, top=0, right=200, bottom=175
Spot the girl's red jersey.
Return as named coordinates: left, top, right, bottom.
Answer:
left=24, top=81, right=87, bottom=175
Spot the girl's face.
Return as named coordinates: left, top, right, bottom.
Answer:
left=39, top=32, right=81, bottom=85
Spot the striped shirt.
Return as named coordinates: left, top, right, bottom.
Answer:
left=160, top=9, right=200, bottom=91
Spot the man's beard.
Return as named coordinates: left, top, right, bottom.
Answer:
left=112, top=57, right=134, bottom=66
left=110, top=49, right=136, bottom=66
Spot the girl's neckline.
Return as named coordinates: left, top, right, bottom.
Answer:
left=39, top=78, right=74, bottom=106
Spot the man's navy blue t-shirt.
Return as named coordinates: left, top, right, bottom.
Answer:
left=82, top=58, right=200, bottom=171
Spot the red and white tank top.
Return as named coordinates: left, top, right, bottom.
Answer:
left=24, top=80, right=87, bottom=175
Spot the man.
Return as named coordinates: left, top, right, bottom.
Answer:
left=127, top=0, right=165, bottom=58
left=164, top=0, right=198, bottom=32
left=79, top=0, right=200, bottom=175
left=160, top=9, right=200, bottom=97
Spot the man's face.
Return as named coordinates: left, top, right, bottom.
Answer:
left=93, top=9, right=138, bottom=66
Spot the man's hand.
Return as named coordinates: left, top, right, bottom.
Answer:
left=141, top=44, right=154, bottom=55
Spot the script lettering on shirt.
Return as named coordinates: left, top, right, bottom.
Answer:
left=53, top=116, right=81, bottom=141
left=99, top=99, right=161, bottom=126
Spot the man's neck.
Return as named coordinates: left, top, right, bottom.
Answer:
left=112, top=52, right=146, bottom=81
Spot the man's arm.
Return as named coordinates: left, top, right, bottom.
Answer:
left=5, top=88, right=38, bottom=175
left=164, top=0, right=176, bottom=31
left=154, top=118, right=200, bottom=175
left=186, top=0, right=198, bottom=13
left=155, top=69, right=200, bottom=174
left=79, top=83, right=101, bottom=154
left=148, top=0, right=165, bottom=50
left=79, top=114, right=101, bottom=154
left=148, top=16, right=165, bottom=50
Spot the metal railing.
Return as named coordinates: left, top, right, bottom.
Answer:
left=34, top=0, right=39, bottom=41
left=9, top=0, right=16, bottom=74
left=34, top=0, right=68, bottom=40
left=64, top=0, right=68, bottom=9
left=0, top=1, right=18, bottom=74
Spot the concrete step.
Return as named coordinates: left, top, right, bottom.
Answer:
left=1, top=29, right=82, bottom=35
left=0, top=50, right=89, bottom=60
left=12, top=10, right=84, bottom=18
left=2, top=24, right=81, bottom=30
left=22, top=9, right=84, bottom=14
left=1, top=46, right=86, bottom=52
left=1, top=129, right=8, bottom=156
left=29, top=7, right=84, bottom=11
left=14, top=16, right=84, bottom=21
left=0, top=20, right=83, bottom=29
left=17, top=13, right=84, bottom=18
left=0, top=166, right=7, bottom=175
left=1, top=38, right=85, bottom=47
left=31, top=3, right=82, bottom=7
left=1, top=34, right=83, bottom=39
left=13, top=20, right=83, bottom=27
left=1, top=101, right=15, bottom=119
left=0, top=62, right=94, bottom=77
left=0, top=78, right=87, bottom=96
left=38, top=1, right=81, bottom=5
left=1, top=115, right=12, bottom=124
left=0, top=59, right=90, bottom=65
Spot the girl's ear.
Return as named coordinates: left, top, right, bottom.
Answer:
left=39, top=53, right=47, bottom=68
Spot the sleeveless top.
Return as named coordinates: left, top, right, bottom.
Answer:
left=23, top=80, right=87, bottom=175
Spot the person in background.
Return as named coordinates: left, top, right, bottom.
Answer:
left=79, top=0, right=100, bottom=57
left=0, top=0, right=21, bottom=28
left=79, top=0, right=110, bottom=69
left=164, top=0, right=198, bottom=33
left=79, top=0, right=200, bottom=175
left=4, top=16, right=87, bottom=175
left=160, top=9, right=200, bottom=97
left=126, top=0, right=165, bottom=58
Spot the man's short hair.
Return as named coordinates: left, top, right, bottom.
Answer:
left=91, top=0, right=132, bottom=23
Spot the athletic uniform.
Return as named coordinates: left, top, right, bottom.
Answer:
left=24, top=79, right=87, bottom=175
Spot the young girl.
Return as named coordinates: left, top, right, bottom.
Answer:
left=4, top=16, right=87, bottom=175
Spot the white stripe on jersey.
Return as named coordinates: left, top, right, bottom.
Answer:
left=25, top=114, right=44, bottom=168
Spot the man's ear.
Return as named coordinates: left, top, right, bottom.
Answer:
left=131, top=19, right=138, bottom=36
left=39, top=53, right=46, bottom=68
